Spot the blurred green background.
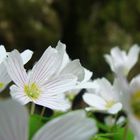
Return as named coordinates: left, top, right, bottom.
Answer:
left=1, top=0, right=140, bottom=78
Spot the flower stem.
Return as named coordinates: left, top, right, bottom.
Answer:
left=40, top=106, right=46, bottom=117
left=123, top=123, right=128, bottom=140
left=30, top=102, right=35, bottom=115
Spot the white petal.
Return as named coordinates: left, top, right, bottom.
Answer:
left=75, top=81, right=96, bottom=89
left=20, top=49, right=33, bottom=65
left=60, top=59, right=85, bottom=81
left=56, top=41, right=70, bottom=72
left=0, top=63, right=11, bottom=92
left=10, top=85, right=30, bottom=105
left=128, top=114, right=140, bottom=140
left=104, top=54, right=115, bottom=72
left=34, top=74, right=77, bottom=110
left=0, top=99, right=28, bottom=140
left=42, top=74, right=77, bottom=95
left=29, top=46, right=62, bottom=85
left=4, top=50, right=28, bottom=87
left=33, top=110, right=97, bottom=140
left=82, top=68, right=93, bottom=82
left=130, top=74, right=140, bottom=91
left=93, top=78, right=114, bottom=101
left=127, top=44, right=140, bottom=71
left=111, top=47, right=126, bottom=64
left=0, top=45, right=7, bottom=63
left=104, top=47, right=126, bottom=74
left=35, top=94, right=70, bottom=111
left=83, top=93, right=106, bottom=110
left=107, top=103, right=122, bottom=114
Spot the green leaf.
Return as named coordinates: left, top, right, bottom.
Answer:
left=114, top=127, right=134, bottom=140
left=29, top=114, right=48, bottom=140
left=96, top=120, right=111, bottom=132
left=91, top=136, right=111, bottom=140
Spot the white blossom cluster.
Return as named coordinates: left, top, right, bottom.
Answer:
left=0, top=42, right=140, bottom=140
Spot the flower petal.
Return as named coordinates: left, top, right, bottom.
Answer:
left=104, top=54, right=115, bottom=72
left=128, top=114, right=140, bottom=140
left=10, top=85, right=30, bottom=105
left=35, top=94, right=70, bottom=111
left=42, top=74, right=77, bottom=95
left=82, top=68, right=93, bottom=82
left=60, top=59, right=85, bottom=81
left=56, top=41, right=70, bottom=72
left=93, top=78, right=114, bottom=101
left=0, top=99, right=28, bottom=140
left=35, top=74, right=77, bottom=111
left=0, top=45, right=7, bottom=63
left=0, top=63, right=11, bottom=92
left=127, top=44, right=140, bottom=71
left=33, top=110, right=97, bottom=140
left=4, top=50, right=28, bottom=87
left=29, top=46, right=62, bottom=85
left=20, top=49, right=33, bottom=65
left=107, top=103, right=122, bottom=114
left=83, top=93, right=106, bottom=110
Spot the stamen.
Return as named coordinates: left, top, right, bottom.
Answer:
left=131, top=90, right=140, bottom=119
left=105, top=100, right=115, bottom=109
left=0, top=82, right=4, bottom=89
left=24, top=83, right=41, bottom=100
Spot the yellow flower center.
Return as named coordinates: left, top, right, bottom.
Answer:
left=24, top=83, right=41, bottom=100
left=66, top=91, right=76, bottom=101
left=0, top=82, right=4, bottom=89
left=131, top=90, right=140, bottom=119
left=105, top=100, right=115, bottom=109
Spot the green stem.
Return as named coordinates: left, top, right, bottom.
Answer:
left=30, top=102, right=35, bottom=115
left=112, top=114, right=118, bottom=140
left=123, top=123, right=128, bottom=140
left=40, top=106, right=46, bottom=117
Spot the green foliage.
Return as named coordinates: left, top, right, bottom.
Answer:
left=114, top=127, right=134, bottom=140
left=29, top=114, right=48, bottom=140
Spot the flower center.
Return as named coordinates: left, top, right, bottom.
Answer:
left=0, top=82, right=4, bottom=89
left=24, top=83, right=41, bottom=100
left=105, top=100, right=115, bottom=109
left=131, top=90, right=140, bottom=119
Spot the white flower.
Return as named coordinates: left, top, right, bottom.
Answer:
left=4, top=46, right=77, bottom=111
left=83, top=78, right=122, bottom=114
left=0, top=99, right=98, bottom=140
left=128, top=114, right=140, bottom=140
left=56, top=41, right=93, bottom=83
left=0, top=45, right=33, bottom=92
left=104, top=45, right=140, bottom=76
left=115, top=73, right=140, bottom=139
left=104, top=116, right=126, bottom=126
left=116, top=74, right=140, bottom=114
left=56, top=41, right=94, bottom=96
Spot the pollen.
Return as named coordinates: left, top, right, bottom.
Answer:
left=0, top=82, right=4, bottom=89
left=105, top=100, right=115, bottom=109
left=131, top=90, right=140, bottom=120
left=24, top=83, right=41, bottom=100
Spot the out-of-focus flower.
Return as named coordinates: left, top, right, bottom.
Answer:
left=128, top=114, right=140, bottom=140
left=115, top=73, right=140, bottom=139
left=0, top=99, right=98, bottom=140
left=83, top=78, right=122, bottom=114
left=104, top=45, right=140, bottom=76
left=0, top=45, right=33, bottom=92
left=4, top=46, right=77, bottom=111
left=104, top=116, right=126, bottom=127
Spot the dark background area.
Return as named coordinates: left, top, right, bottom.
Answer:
left=1, top=0, right=140, bottom=79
